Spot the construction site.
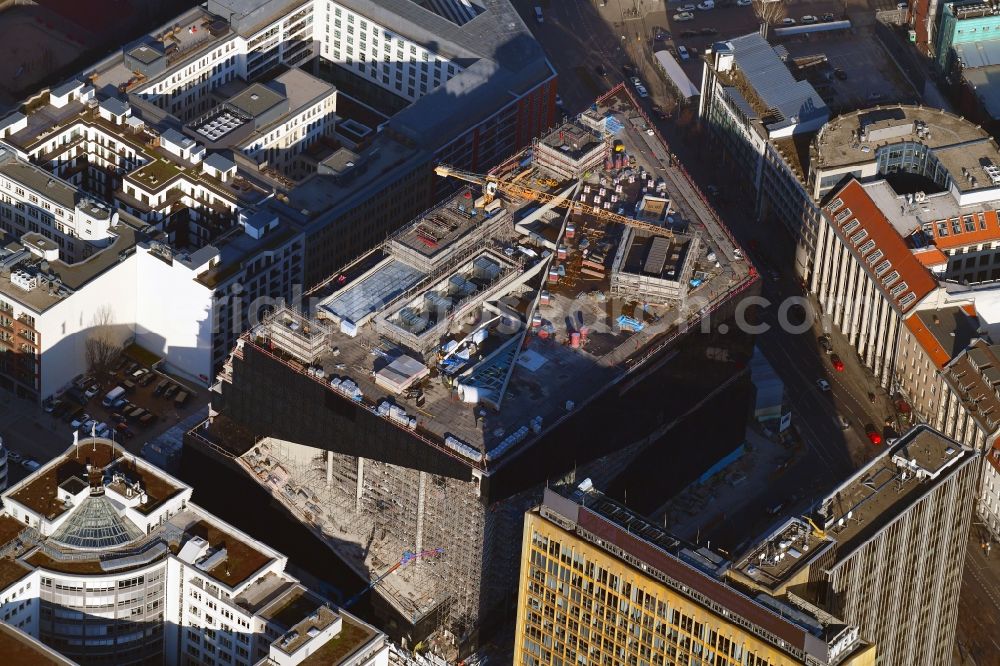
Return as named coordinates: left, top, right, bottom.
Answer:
left=191, top=87, right=758, bottom=659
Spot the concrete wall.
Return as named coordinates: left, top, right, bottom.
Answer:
left=37, top=253, right=139, bottom=399
left=134, top=249, right=214, bottom=382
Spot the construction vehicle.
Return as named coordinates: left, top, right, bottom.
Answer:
left=342, top=547, right=445, bottom=609
left=804, top=516, right=826, bottom=539
left=434, top=165, right=674, bottom=238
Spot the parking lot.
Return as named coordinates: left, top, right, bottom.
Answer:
left=0, top=347, right=209, bottom=483
left=48, top=353, right=199, bottom=445
left=662, top=0, right=851, bottom=78
left=780, top=31, right=918, bottom=110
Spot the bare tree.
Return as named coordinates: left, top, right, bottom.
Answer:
left=753, top=0, right=787, bottom=39
left=85, top=305, right=121, bottom=377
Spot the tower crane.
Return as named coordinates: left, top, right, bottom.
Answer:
left=342, top=547, right=445, bottom=609
left=434, top=165, right=673, bottom=239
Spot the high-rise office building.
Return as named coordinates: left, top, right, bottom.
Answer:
left=731, top=425, right=978, bottom=666
left=514, top=488, right=876, bottom=666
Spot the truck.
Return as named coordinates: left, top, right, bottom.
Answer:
left=101, top=386, right=126, bottom=408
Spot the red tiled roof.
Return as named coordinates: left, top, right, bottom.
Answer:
left=989, top=442, right=1000, bottom=475
left=913, top=247, right=948, bottom=268
left=904, top=314, right=951, bottom=369
left=824, top=180, right=938, bottom=313
left=923, top=210, right=1000, bottom=251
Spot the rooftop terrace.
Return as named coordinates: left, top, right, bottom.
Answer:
left=812, top=106, right=1000, bottom=193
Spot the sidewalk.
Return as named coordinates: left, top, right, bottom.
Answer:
left=953, top=528, right=1000, bottom=665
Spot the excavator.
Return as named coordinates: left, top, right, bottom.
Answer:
left=433, top=164, right=674, bottom=239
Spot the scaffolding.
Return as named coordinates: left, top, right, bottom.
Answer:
left=262, top=309, right=332, bottom=364
left=239, top=438, right=503, bottom=646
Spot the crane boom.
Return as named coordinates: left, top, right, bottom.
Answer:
left=341, top=547, right=445, bottom=609
left=434, top=164, right=673, bottom=238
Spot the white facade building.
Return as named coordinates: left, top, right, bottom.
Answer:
left=0, top=204, right=302, bottom=400
left=0, top=439, right=389, bottom=666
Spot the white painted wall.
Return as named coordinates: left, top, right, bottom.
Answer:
left=134, top=248, right=215, bottom=383
left=36, top=252, right=139, bottom=399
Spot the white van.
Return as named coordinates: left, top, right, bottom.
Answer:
left=102, top=386, right=125, bottom=408
left=534, top=6, right=543, bottom=22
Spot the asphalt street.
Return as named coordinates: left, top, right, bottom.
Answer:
left=514, top=0, right=897, bottom=544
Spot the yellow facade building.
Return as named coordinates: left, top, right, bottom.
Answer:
left=513, top=489, right=877, bottom=666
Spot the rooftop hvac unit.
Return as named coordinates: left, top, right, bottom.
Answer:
left=399, top=308, right=428, bottom=333
left=472, top=256, right=502, bottom=281
left=10, top=269, right=37, bottom=291
left=424, top=291, right=452, bottom=312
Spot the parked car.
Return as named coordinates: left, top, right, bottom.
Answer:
left=65, top=388, right=87, bottom=406
left=81, top=419, right=97, bottom=433
left=125, top=362, right=139, bottom=375
left=154, top=379, right=169, bottom=396
left=678, top=3, right=696, bottom=11
left=95, top=422, right=110, bottom=438
left=110, top=412, right=127, bottom=424
left=635, top=84, right=649, bottom=98
left=7, top=450, right=23, bottom=463
left=139, top=413, right=157, bottom=426
left=622, top=64, right=637, bottom=77
left=673, top=11, right=695, bottom=21
left=818, top=335, right=833, bottom=354
left=653, top=27, right=668, bottom=41
left=677, top=45, right=690, bottom=61
left=84, top=384, right=101, bottom=399
left=680, top=29, right=697, bottom=37
left=800, top=15, right=818, bottom=24
left=116, top=423, right=134, bottom=439
left=781, top=17, right=796, bottom=25
left=816, top=379, right=831, bottom=392
left=21, top=459, right=40, bottom=471
left=821, top=12, right=835, bottom=21
left=699, top=27, right=718, bottom=35
left=174, top=391, right=190, bottom=407
left=163, top=384, right=180, bottom=399
left=70, top=413, right=90, bottom=429
left=836, top=414, right=850, bottom=430
left=830, top=354, right=844, bottom=372
left=111, top=397, right=127, bottom=410
left=737, top=0, right=752, bottom=5
left=534, top=6, right=543, bottom=23
left=139, top=372, right=157, bottom=387
left=595, top=64, right=607, bottom=77
left=129, top=406, right=145, bottom=418
left=696, top=0, right=715, bottom=9
left=834, top=67, right=847, bottom=80
left=865, top=425, right=883, bottom=445
left=122, top=379, right=136, bottom=392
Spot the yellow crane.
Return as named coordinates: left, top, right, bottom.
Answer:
left=804, top=516, right=827, bottom=539
left=434, top=164, right=673, bottom=238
